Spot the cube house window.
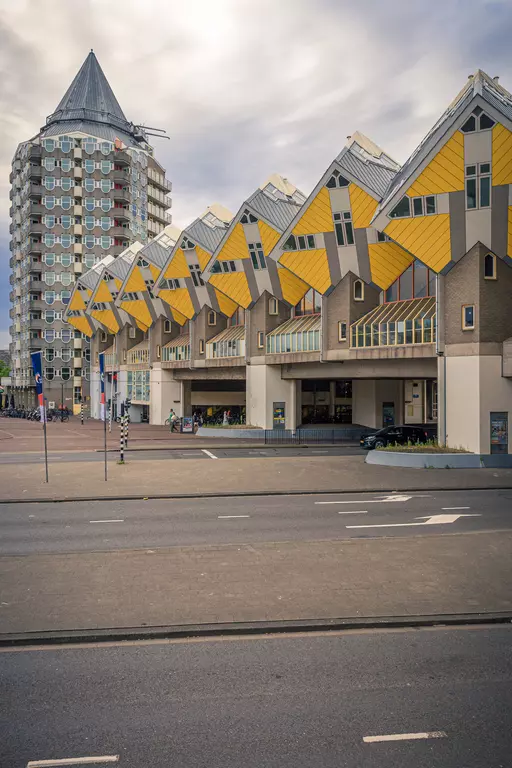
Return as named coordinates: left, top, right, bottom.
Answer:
left=338, top=321, right=347, bottom=342
left=462, top=304, right=475, bottom=330
left=268, top=298, right=278, bottom=315
left=484, top=253, right=496, bottom=279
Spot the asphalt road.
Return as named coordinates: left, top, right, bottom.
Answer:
left=0, top=445, right=364, bottom=464
left=2, top=625, right=511, bottom=767
left=1, top=488, right=511, bottom=555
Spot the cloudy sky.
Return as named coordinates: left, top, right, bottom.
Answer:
left=1, top=0, right=512, bottom=347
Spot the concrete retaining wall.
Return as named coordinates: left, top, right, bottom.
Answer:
left=366, top=450, right=512, bottom=469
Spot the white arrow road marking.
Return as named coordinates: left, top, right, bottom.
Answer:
left=316, top=495, right=413, bottom=505
left=347, top=513, right=481, bottom=529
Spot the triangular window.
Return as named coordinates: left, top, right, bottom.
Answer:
left=461, top=108, right=495, bottom=133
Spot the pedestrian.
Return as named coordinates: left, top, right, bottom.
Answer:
left=169, top=408, right=178, bottom=433
left=223, top=410, right=229, bottom=426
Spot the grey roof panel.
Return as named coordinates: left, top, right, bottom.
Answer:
left=79, top=270, right=101, bottom=290
left=106, top=258, right=131, bottom=280
left=141, top=240, right=170, bottom=267
left=248, top=190, right=302, bottom=232
left=337, top=149, right=397, bottom=199
left=54, top=51, right=126, bottom=121
left=186, top=219, right=227, bottom=252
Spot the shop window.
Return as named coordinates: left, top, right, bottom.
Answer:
left=484, top=253, right=496, bottom=279
left=462, top=304, right=475, bottom=330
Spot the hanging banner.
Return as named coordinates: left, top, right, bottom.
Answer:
left=31, top=350, right=46, bottom=422
left=99, top=352, right=106, bottom=421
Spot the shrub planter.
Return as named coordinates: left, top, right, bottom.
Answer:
left=366, top=450, right=512, bottom=469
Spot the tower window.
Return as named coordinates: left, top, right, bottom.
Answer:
left=466, top=163, right=491, bottom=210
left=462, top=304, right=475, bottom=330
left=248, top=242, right=266, bottom=270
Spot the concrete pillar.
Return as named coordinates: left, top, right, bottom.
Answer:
left=150, top=366, right=182, bottom=424
left=181, top=380, right=192, bottom=418
left=246, top=364, right=297, bottom=429
left=329, top=380, right=336, bottom=418
left=352, top=380, right=377, bottom=428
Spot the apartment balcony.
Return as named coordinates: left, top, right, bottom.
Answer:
left=113, top=186, right=130, bottom=202
left=29, top=222, right=43, bottom=235
left=28, top=241, right=42, bottom=255
left=74, top=243, right=83, bottom=255
left=113, top=168, right=130, bottom=183
left=74, top=167, right=83, bottom=180
left=28, top=280, right=44, bottom=292
left=29, top=146, right=41, bottom=160
left=73, top=262, right=83, bottom=275
left=114, top=150, right=131, bottom=166
left=73, top=148, right=82, bottom=161
left=147, top=203, right=171, bottom=224
left=29, top=299, right=45, bottom=311
left=206, top=326, right=245, bottom=360
left=113, top=206, right=130, bottom=221
left=110, top=225, right=131, bottom=238
left=147, top=185, right=170, bottom=206
left=73, top=186, right=82, bottom=198
left=147, top=169, right=172, bottom=192
left=29, top=202, right=44, bottom=216
left=28, top=166, right=42, bottom=180
left=73, top=337, right=83, bottom=349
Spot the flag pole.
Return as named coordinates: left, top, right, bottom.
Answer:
left=42, top=396, right=49, bottom=483
left=31, top=350, right=49, bottom=483
left=99, top=351, right=107, bottom=481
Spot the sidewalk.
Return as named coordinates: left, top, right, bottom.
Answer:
left=1, top=454, right=512, bottom=502
left=1, top=531, right=510, bottom=634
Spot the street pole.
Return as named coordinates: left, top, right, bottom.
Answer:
left=42, top=397, right=49, bottom=483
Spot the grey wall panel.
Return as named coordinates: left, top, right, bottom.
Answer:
left=449, top=190, right=466, bottom=263
left=324, top=230, right=342, bottom=286
left=353, top=228, right=372, bottom=284
left=491, top=184, right=509, bottom=259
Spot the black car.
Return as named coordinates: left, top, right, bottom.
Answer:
left=360, top=424, right=434, bottom=449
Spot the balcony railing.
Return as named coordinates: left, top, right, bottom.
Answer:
left=350, top=297, right=436, bottom=349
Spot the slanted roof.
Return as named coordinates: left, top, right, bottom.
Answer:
left=377, top=69, right=512, bottom=212
left=337, top=132, right=400, bottom=199
left=140, top=240, right=170, bottom=268
left=186, top=217, right=230, bottom=252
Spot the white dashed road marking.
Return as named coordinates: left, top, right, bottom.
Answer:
left=442, top=506, right=470, bottom=510
left=363, top=731, right=447, bottom=743
left=89, top=519, right=124, bottom=524
left=27, top=757, right=119, bottom=766
left=218, top=515, right=250, bottom=519
left=337, top=510, right=368, bottom=514
left=202, top=449, right=218, bottom=459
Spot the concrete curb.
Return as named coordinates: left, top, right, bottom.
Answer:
left=1, top=486, right=512, bottom=505
left=102, top=442, right=361, bottom=453
left=366, top=450, right=512, bottom=469
left=1, top=612, right=511, bottom=648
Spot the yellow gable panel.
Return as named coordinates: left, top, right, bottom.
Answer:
left=149, top=264, right=161, bottom=282
left=407, top=131, right=464, bottom=196
left=171, top=308, right=188, bottom=325
left=67, top=315, right=93, bottom=337
left=209, top=272, right=252, bottom=308
left=94, top=281, right=113, bottom=303
left=158, top=288, right=195, bottom=320
left=90, top=309, right=119, bottom=334
left=214, top=288, right=238, bottom=318
left=217, top=222, right=250, bottom=261
left=492, top=124, right=512, bottom=186
left=124, top=267, right=146, bottom=293
left=279, top=248, right=332, bottom=294
left=136, top=320, right=149, bottom=331
left=277, top=265, right=309, bottom=306
left=195, top=245, right=212, bottom=271
left=348, top=184, right=379, bottom=229
left=385, top=214, right=451, bottom=272
left=507, top=207, right=512, bottom=258
left=119, top=299, right=153, bottom=328
left=114, top=278, right=122, bottom=290
left=292, top=186, right=333, bottom=236
left=368, top=242, right=414, bottom=290
left=69, top=291, right=87, bottom=311
left=258, top=220, right=280, bottom=255
left=164, top=248, right=191, bottom=279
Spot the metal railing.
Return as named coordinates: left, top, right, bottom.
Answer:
left=264, top=427, right=373, bottom=444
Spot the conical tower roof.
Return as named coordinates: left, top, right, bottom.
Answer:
left=42, top=50, right=145, bottom=145
left=53, top=50, right=127, bottom=121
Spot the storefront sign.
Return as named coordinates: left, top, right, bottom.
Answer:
left=490, top=412, right=508, bottom=455
left=181, top=416, right=194, bottom=433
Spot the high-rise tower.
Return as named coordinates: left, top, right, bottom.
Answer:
left=8, top=50, right=171, bottom=411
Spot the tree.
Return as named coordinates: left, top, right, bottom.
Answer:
left=0, top=363, right=10, bottom=378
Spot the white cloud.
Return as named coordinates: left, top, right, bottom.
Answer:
left=2, top=0, right=512, bottom=336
